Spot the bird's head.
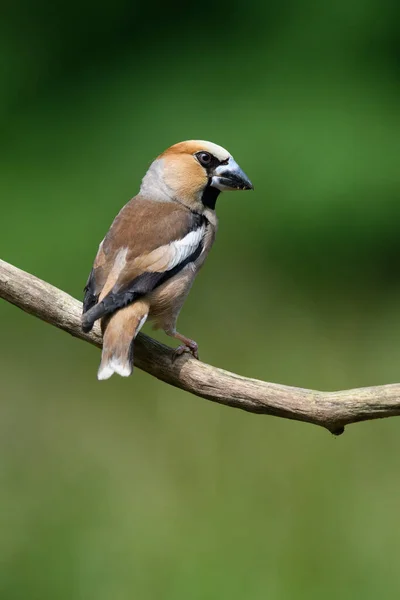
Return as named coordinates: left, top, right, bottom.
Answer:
left=140, top=140, right=253, bottom=211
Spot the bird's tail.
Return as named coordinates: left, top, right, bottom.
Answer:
left=97, top=300, right=149, bottom=380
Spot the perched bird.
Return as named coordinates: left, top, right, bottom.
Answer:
left=82, top=140, right=253, bottom=380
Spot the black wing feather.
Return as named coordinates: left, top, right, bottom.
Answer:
left=82, top=269, right=98, bottom=315
left=81, top=241, right=203, bottom=333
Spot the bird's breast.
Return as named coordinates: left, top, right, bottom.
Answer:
left=147, top=264, right=196, bottom=325
left=147, top=216, right=217, bottom=328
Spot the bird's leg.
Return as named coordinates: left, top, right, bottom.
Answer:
left=166, top=330, right=199, bottom=360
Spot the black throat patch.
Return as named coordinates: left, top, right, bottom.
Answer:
left=201, top=179, right=220, bottom=210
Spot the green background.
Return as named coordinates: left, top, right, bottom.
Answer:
left=1, top=1, right=400, bottom=597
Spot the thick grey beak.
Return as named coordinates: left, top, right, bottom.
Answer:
left=211, top=157, right=253, bottom=191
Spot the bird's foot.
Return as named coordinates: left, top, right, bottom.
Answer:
left=173, top=340, right=199, bottom=361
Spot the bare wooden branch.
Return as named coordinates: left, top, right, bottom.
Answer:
left=1, top=258, right=400, bottom=435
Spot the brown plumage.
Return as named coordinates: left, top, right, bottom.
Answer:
left=82, top=140, right=253, bottom=380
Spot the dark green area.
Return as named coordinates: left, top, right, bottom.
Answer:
left=1, top=1, right=400, bottom=597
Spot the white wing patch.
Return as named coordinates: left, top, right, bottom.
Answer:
left=131, top=225, right=206, bottom=273
left=166, top=226, right=205, bottom=270
left=110, top=247, right=128, bottom=277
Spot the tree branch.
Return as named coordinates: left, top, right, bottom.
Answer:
left=1, top=258, right=400, bottom=435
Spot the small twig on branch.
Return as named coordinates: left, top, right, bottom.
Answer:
left=1, top=258, right=400, bottom=435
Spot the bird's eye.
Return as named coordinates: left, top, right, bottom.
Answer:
left=196, top=152, right=213, bottom=167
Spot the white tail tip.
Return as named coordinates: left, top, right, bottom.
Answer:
left=97, top=357, right=132, bottom=381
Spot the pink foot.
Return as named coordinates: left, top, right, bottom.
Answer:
left=173, top=340, right=199, bottom=361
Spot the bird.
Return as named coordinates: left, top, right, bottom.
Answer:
left=82, top=140, right=253, bottom=380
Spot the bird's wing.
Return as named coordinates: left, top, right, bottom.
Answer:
left=82, top=196, right=206, bottom=332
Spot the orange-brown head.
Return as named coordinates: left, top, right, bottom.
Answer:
left=140, top=140, right=253, bottom=211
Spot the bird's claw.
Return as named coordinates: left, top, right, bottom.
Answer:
left=173, top=342, right=199, bottom=361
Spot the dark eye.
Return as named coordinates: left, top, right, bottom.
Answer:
left=196, top=151, right=213, bottom=167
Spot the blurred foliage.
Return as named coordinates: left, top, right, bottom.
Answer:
left=1, top=0, right=400, bottom=598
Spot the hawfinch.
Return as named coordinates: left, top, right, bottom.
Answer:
left=82, top=140, right=253, bottom=380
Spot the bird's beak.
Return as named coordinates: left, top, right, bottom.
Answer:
left=211, top=157, right=253, bottom=191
